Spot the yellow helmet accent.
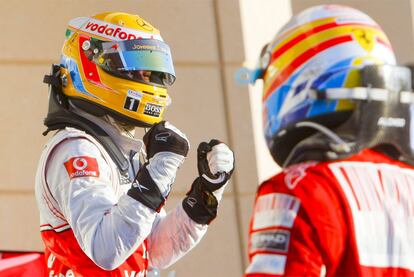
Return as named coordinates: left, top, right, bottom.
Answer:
left=255, top=5, right=396, bottom=165
left=60, top=12, right=175, bottom=127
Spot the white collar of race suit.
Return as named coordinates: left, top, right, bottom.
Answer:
left=70, top=106, right=144, bottom=156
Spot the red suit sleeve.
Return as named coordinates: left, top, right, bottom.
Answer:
left=245, top=162, right=348, bottom=276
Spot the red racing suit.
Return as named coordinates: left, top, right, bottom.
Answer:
left=35, top=124, right=206, bottom=277
left=246, top=149, right=414, bottom=276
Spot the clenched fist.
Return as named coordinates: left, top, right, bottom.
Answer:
left=197, top=140, right=234, bottom=201
left=183, top=140, right=235, bottom=224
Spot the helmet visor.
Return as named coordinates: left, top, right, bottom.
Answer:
left=94, top=39, right=176, bottom=87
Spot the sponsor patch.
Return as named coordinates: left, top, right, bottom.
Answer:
left=253, top=193, right=301, bottom=230
left=144, top=103, right=162, bottom=117
left=127, top=89, right=143, bottom=100
left=284, top=161, right=316, bottom=189
left=377, top=117, right=406, bottom=127
left=74, top=18, right=162, bottom=41
left=251, top=230, right=290, bottom=253
left=245, top=254, right=287, bottom=275
left=329, top=162, right=414, bottom=270
left=64, top=156, right=99, bottom=179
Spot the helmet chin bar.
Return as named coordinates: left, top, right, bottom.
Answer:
left=284, top=65, right=414, bottom=166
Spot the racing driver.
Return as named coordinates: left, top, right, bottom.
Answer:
left=35, top=12, right=234, bottom=276
left=244, top=5, right=414, bottom=276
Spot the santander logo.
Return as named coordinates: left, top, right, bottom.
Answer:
left=80, top=18, right=162, bottom=41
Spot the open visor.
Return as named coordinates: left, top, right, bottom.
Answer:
left=93, top=39, right=176, bottom=87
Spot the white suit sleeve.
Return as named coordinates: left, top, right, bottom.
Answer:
left=46, top=138, right=156, bottom=270
left=147, top=203, right=208, bottom=269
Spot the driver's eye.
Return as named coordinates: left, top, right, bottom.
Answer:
left=137, top=71, right=151, bottom=81
left=124, top=71, right=152, bottom=82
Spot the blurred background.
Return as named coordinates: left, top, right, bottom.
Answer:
left=1, top=0, right=413, bottom=276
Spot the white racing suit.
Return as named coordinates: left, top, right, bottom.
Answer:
left=35, top=119, right=207, bottom=276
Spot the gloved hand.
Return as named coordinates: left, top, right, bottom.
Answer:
left=197, top=139, right=234, bottom=200
left=183, top=140, right=234, bottom=224
left=128, top=121, right=189, bottom=211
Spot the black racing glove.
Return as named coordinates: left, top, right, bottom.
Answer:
left=183, top=139, right=234, bottom=224
left=128, top=121, right=189, bottom=212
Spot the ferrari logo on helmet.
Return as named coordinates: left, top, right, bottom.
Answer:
left=352, top=28, right=375, bottom=52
